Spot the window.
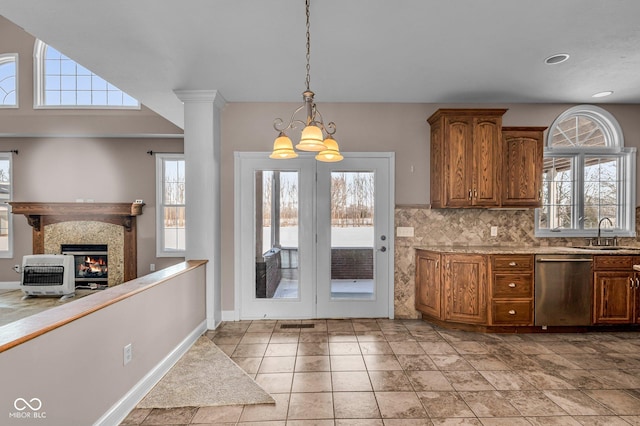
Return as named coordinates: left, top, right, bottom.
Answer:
left=156, top=154, right=185, bottom=256
left=0, top=153, right=13, bottom=257
left=536, top=105, right=636, bottom=237
left=0, top=53, right=17, bottom=107
left=34, top=40, right=139, bottom=108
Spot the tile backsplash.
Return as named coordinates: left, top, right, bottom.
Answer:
left=393, top=205, right=640, bottom=319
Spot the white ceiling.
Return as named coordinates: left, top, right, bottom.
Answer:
left=1, top=0, right=639, bottom=128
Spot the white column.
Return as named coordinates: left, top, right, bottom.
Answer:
left=174, top=90, right=226, bottom=330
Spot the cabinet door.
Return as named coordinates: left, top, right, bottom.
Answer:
left=415, top=250, right=441, bottom=318
left=443, top=116, right=473, bottom=207
left=593, top=271, right=634, bottom=324
left=443, top=254, right=487, bottom=324
left=501, top=128, right=544, bottom=207
left=472, top=117, right=501, bottom=207
left=635, top=274, right=640, bottom=324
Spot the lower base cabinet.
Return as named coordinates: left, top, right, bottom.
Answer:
left=593, top=256, right=640, bottom=324
left=443, top=254, right=488, bottom=324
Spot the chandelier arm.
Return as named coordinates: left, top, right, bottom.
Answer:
left=273, top=103, right=308, bottom=132
left=310, top=109, right=337, bottom=136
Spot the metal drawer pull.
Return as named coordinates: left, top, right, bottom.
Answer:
left=508, top=310, right=516, bottom=315
left=508, top=283, right=516, bottom=288
left=509, top=262, right=517, bottom=266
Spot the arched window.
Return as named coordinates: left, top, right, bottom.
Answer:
left=0, top=53, right=18, bottom=107
left=34, top=40, right=139, bottom=108
left=536, top=105, right=636, bottom=237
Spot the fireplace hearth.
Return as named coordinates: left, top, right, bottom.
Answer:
left=61, top=244, right=108, bottom=287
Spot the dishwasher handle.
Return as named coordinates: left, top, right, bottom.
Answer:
left=536, top=258, right=593, bottom=262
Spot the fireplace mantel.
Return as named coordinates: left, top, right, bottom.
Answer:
left=9, top=202, right=145, bottom=283
left=9, top=202, right=144, bottom=232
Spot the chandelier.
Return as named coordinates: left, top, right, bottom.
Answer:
left=270, top=0, right=343, bottom=162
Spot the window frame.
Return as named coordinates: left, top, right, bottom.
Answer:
left=0, top=53, right=18, bottom=108
left=156, top=153, right=186, bottom=257
left=0, top=152, right=13, bottom=258
left=33, top=40, right=140, bottom=109
left=535, top=105, right=636, bottom=238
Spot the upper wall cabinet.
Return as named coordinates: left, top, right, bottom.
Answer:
left=428, top=109, right=507, bottom=208
left=501, top=127, right=546, bottom=208
left=427, top=109, right=545, bottom=209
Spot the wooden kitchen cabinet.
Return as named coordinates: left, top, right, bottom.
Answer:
left=593, top=255, right=640, bottom=324
left=490, top=254, right=534, bottom=325
left=501, top=127, right=546, bottom=207
left=442, top=253, right=488, bottom=324
left=428, top=109, right=507, bottom=208
left=415, top=250, right=441, bottom=318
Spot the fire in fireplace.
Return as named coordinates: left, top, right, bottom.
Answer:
left=60, top=244, right=108, bottom=287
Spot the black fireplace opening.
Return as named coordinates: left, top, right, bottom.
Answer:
left=60, top=244, right=108, bottom=287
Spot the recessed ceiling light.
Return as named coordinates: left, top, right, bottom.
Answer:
left=545, top=53, right=570, bottom=65
left=592, top=91, right=614, bottom=98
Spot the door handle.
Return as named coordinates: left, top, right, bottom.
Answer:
left=378, top=246, right=387, bottom=252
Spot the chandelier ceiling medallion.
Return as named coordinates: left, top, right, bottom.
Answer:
left=270, top=0, right=343, bottom=162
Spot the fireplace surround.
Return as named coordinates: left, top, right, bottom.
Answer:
left=10, top=202, right=144, bottom=285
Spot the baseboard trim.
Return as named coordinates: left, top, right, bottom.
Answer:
left=0, top=281, right=20, bottom=290
left=94, top=319, right=207, bottom=426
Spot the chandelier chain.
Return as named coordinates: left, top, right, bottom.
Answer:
left=305, top=0, right=311, bottom=91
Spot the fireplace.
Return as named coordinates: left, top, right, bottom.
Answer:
left=61, top=244, right=108, bottom=287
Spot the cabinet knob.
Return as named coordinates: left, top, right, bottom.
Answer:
left=631, top=277, right=635, bottom=288
left=509, top=262, right=517, bottom=266
left=508, top=283, right=516, bottom=288
left=508, top=310, right=516, bottom=315
left=468, top=189, right=472, bottom=200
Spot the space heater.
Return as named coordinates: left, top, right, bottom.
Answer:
left=20, top=254, right=75, bottom=300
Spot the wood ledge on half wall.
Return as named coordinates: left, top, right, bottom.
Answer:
left=8, top=201, right=145, bottom=232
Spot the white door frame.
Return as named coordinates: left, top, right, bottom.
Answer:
left=234, top=152, right=395, bottom=320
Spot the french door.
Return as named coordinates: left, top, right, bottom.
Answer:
left=235, top=152, right=394, bottom=320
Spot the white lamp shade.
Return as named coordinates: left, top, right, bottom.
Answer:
left=315, top=136, right=343, bottom=162
left=270, top=134, right=298, bottom=159
left=296, top=125, right=326, bottom=151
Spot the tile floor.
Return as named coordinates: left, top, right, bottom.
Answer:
left=121, top=319, right=640, bottom=425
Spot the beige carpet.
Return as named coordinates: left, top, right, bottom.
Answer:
left=137, top=336, right=275, bottom=408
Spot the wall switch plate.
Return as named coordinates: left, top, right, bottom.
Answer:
left=490, top=226, right=498, bottom=237
left=397, top=226, right=414, bottom=237
left=123, top=343, right=132, bottom=365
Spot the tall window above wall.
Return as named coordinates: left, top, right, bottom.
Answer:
left=0, top=53, right=18, bottom=107
left=156, top=154, right=186, bottom=257
left=0, top=153, right=13, bottom=257
left=33, top=40, right=139, bottom=108
left=535, top=105, right=636, bottom=237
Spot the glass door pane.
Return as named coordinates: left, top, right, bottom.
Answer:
left=330, top=172, right=375, bottom=300
left=255, top=170, right=299, bottom=299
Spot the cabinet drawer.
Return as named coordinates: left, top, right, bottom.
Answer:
left=492, top=273, right=533, bottom=298
left=593, top=255, right=638, bottom=270
left=491, top=300, right=533, bottom=325
left=492, top=255, right=533, bottom=271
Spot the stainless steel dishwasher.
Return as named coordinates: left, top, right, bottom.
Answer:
left=534, top=254, right=593, bottom=326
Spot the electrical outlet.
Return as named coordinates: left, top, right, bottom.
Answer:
left=123, top=343, right=133, bottom=365
left=13, top=264, right=21, bottom=273
left=150, top=263, right=156, bottom=272
left=490, top=226, right=498, bottom=237
left=396, top=226, right=414, bottom=237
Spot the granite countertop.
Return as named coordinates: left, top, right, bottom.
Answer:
left=415, top=245, right=640, bottom=255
